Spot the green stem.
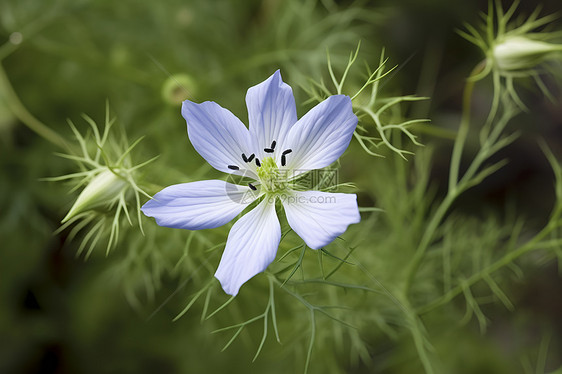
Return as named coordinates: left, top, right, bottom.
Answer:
left=403, top=62, right=487, bottom=294
left=0, top=63, right=70, bottom=150
left=393, top=294, right=436, bottom=374
left=0, top=40, right=19, bottom=62
left=448, top=60, right=487, bottom=192
left=403, top=193, right=457, bottom=292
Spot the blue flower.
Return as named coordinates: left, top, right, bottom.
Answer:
left=142, top=70, right=360, bottom=296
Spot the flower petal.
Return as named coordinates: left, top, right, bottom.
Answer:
left=182, top=100, right=257, bottom=177
left=246, top=70, right=297, bottom=162
left=141, top=180, right=257, bottom=230
left=284, top=95, right=357, bottom=172
left=282, top=191, right=360, bottom=249
left=215, top=198, right=280, bottom=296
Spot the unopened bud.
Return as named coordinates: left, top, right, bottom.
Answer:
left=161, top=74, right=196, bottom=105
left=62, top=169, right=127, bottom=223
left=493, top=36, right=562, bottom=72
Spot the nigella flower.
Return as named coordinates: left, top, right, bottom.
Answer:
left=142, top=71, right=360, bottom=295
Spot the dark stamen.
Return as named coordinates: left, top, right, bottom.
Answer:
left=247, top=153, right=255, bottom=162
left=270, top=140, right=276, bottom=150
left=281, top=148, right=292, bottom=167
left=264, top=148, right=274, bottom=153
left=248, top=183, right=257, bottom=191
left=241, top=153, right=248, bottom=162
left=255, top=158, right=261, bottom=167
left=228, top=165, right=239, bottom=170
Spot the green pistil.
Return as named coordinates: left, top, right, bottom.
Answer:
left=257, top=157, right=287, bottom=193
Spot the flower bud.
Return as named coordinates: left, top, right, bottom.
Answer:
left=161, top=74, right=197, bottom=105
left=62, top=169, right=127, bottom=223
left=493, top=36, right=562, bottom=72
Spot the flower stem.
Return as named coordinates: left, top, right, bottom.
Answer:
left=403, top=61, right=487, bottom=295
left=0, top=62, right=70, bottom=150
left=0, top=40, right=19, bottom=62
left=448, top=60, right=487, bottom=193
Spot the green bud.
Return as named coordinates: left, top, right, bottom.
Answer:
left=62, top=169, right=127, bottom=223
left=493, top=36, right=562, bottom=72
left=161, top=74, right=197, bottom=105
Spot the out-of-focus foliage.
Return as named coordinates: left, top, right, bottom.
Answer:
left=1, top=0, right=562, bottom=374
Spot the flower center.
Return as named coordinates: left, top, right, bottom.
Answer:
left=227, top=140, right=294, bottom=193
left=257, top=157, right=287, bottom=193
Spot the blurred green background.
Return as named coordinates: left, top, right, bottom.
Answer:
left=1, top=0, right=561, bottom=373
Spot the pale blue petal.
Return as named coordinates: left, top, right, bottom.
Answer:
left=141, top=180, right=257, bottom=230
left=215, top=198, right=280, bottom=296
left=182, top=100, right=258, bottom=178
left=282, top=191, right=360, bottom=249
left=284, top=95, right=357, bottom=172
left=246, top=70, right=297, bottom=163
